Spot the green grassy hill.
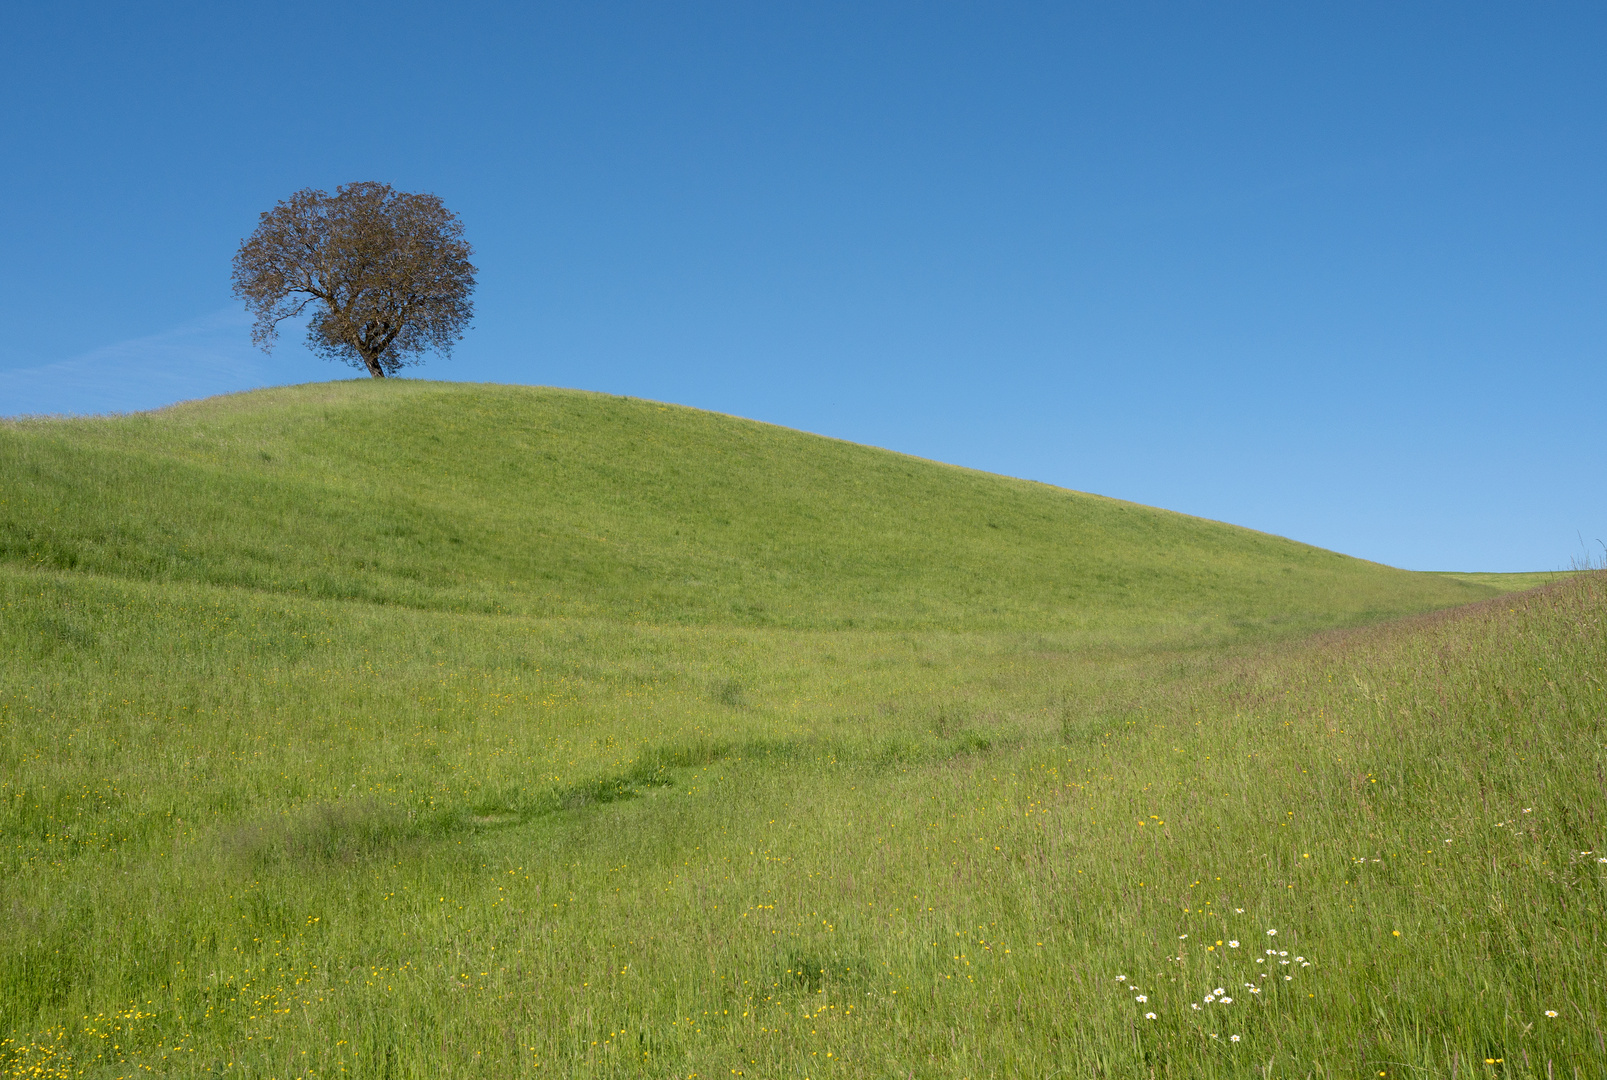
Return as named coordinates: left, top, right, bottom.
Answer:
left=1, top=380, right=1499, bottom=639
left=1, top=381, right=1598, bottom=1079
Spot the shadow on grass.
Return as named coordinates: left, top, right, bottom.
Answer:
left=216, top=722, right=1016, bottom=869
left=223, top=799, right=425, bottom=868
left=469, top=722, right=1012, bottom=829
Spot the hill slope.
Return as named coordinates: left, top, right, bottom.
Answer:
left=1, top=380, right=1506, bottom=642
left=7, top=381, right=1597, bottom=1079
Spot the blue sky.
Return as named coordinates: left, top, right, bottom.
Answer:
left=2, top=2, right=1603, bottom=572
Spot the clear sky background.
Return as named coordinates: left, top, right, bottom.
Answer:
left=2, top=2, right=1603, bottom=572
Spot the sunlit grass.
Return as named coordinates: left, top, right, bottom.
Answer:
left=1, top=382, right=1597, bottom=1078
left=1, top=380, right=1500, bottom=637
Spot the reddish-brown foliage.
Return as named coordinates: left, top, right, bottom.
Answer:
left=231, top=182, right=476, bottom=377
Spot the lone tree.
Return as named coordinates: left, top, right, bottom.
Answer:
left=232, top=182, right=476, bottom=378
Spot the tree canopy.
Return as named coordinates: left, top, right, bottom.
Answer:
left=232, top=182, right=476, bottom=377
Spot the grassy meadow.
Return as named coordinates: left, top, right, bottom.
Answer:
left=1, top=381, right=1601, bottom=1079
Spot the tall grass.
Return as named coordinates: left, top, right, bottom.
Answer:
left=1, top=383, right=1595, bottom=1078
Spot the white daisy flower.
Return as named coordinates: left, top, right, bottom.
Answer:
left=1191, top=1003, right=1201, bottom=1011
left=1230, top=1034, right=1241, bottom=1042
left=1115, top=975, right=1126, bottom=981
left=1135, top=995, right=1147, bottom=1003
left=1284, top=975, right=1292, bottom=981
left=1266, top=929, right=1277, bottom=936
left=1228, top=940, right=1239, bottom=948
left=1545, top=1010, right=1558, bottom=1018
left=1220, top=997, right=1233, bottom=1004
left=1144, top=1012, right=1156, bottom=1020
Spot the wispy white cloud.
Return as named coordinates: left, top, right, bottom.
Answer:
left=0, top=309, right=341, bottom=418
